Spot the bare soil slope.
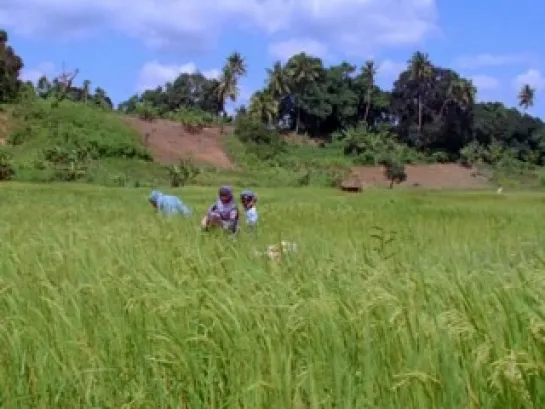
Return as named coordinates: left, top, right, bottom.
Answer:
left=350, top=164, right=489, bottom=189
left=122, top=116, right=235, bottom=169
left=120, top=116, right=488, bottom=189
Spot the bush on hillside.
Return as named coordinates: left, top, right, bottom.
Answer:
left=234, top=115, right=286, bottom=161
left=41, top=145, right=89, bottom=181
left=460, top=141, right=486, bottom=167
left=164, top=108, right=216, bottom=128
left=136, top=102, right=158, bottom=122
left=332, top=123, right=426, bottom=165
left=0, top=149, right=15, bottom=181
left=10, top=100, right=152, bottom=162
left=167, top=158, right=201, bottom=187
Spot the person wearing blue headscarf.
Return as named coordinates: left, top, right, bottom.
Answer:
left=201, top=185, right=239, bottom=233
left=149, top=190, right=192, bottom=217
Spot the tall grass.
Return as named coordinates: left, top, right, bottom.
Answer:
left=1, top=184, right=545, bottom=408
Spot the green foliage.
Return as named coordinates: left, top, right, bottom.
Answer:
left=234, top=115, right=286, bottom=162
left=41, top=145, right=90, bottom=181
left=3, top=185, right=545, bottom=406
left=332, top=123, right=424, bottom=165
left=246, top=52, right=544, bottom=174
left=118, top=72, right=223, bottom=121
left=135, top=102, right=158, bottom=122
left=4, top=99, right=154, bottom=183
left=383, top=158, right=407, bottom=188
left=0, top=30, right=24, bottom=103
left=164, top=107, right=217, bottom=128
left=0, top=148, right=15, bottom=180
left=459, top=141, right=485, bottom=167
left=10, top=100, right=151, bottom=161
left=166, top=158, right=201, bottom=187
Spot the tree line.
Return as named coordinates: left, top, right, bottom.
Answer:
left=2, top=27, right=544, bottom=168
left=116, top=48, right=544, bottom=166
left=1, top=29, right=113, bottom=109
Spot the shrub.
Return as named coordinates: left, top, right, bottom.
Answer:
left=41, top=145, right=89, bottom=182
left=0, top=149, right=15, bottom=180
left=136, top=102, right=158, bottom=122
left=382, top=158, right=407, bottom=189
left=167, top=158, right=201, bottom=187
left=333, top=123, right=421, bottom=165
left=234, top=116, right=286, bottom=161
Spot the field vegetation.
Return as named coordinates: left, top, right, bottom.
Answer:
left=2, top=184, right=545, bottom=407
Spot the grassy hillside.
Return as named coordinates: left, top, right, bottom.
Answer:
left=0, top=100, right=352, bottom=188
left=1, top=98, right=543, bottom=190
left=0, top=100, right=172, bottom=186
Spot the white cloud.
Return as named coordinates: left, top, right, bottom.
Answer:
left=377, top=60, right=406, bottom=79
left=471, top=75, right=499, bottom=91
left=0, top=0, right=438, bottom=55
left=268, top=38, right=328, bottom=61
left=454, top=53, right=530, bottom=69
left=136, top=61, right=220, bottom=92
left=19, top=61, right=57, bottom=83
left=513, top=69, right=545, bottom=92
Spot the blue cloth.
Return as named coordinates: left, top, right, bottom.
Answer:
left=240, top=190, right=258, bottom=228
left=149, top=190, right=191, bottom=217
left=244, top=207, right=258, bottom=226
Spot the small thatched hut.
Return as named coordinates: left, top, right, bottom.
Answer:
left=340, top=176, right=366, bottom=192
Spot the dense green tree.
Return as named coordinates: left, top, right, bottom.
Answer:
left=248, top=90, right=277, bottom=125
left=285, top=53, right=323, bottom=133
left=118, top=72, right=222, bottom=117
left=0, top=29, right=24, bottom=103
left=266, top=61, right=290, bottom=100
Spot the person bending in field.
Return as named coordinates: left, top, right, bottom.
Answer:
left=201, top=185, right=239, bottom=234
left=240, top=190, right=258, bottom=228
left=149, top=190, right=192, bottom=217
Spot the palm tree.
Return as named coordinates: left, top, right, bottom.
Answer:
left=458, top=79, right=476, bottom=110
left=440, top=78, right=476, bottom=115
left=518, top=84, right=535, bottom=110
left=248, top=90, right=278, bottom=125
left=285, top=53, right=321, bottom=133
left=82, top=79, right=91, bottom=103
left=212, top=52, right=246, bottom=133
left=361, top=60, right=376, bottom=123
left=266, top=61, right=290, bottom=100
left=215, top=66, right=239, bottom=133
left=408, top=51, right=433, bottom=134
left=227, top=52, right=246, bottom=77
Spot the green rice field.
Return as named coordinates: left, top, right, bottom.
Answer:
left=1, top=183, right=545, bottom=408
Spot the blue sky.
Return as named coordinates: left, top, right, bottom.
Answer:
left=2, top=0, right=544, bottom=118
